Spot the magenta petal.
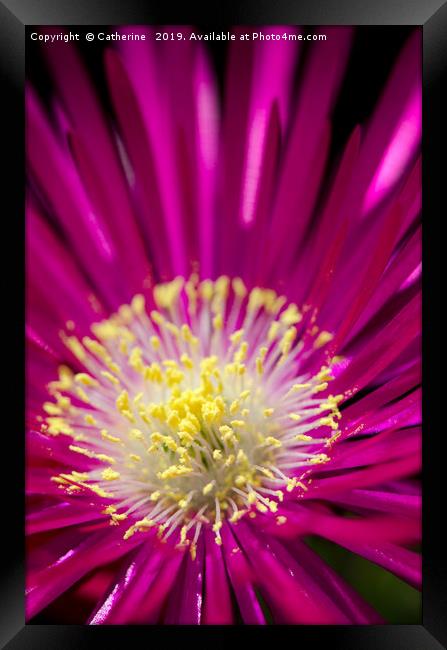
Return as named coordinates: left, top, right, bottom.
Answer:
left=328, top=426, right=421, bottom=471
left=141, top=550, right=187, bottom=623
left=239, top=27, right=299, bottom=228
left=163, top=536, right=204, bottom=624
left=26, top=87, right=124, bottom=308
left=242, top=104, right=282, bottom=286
left=340, top=541, right=421, bottom=589
left=26, top=501, right=102, bottom=535
left=203, top=529, right=233, bottom=624
left=287, top=540, right=383, bottom=623
left=363, top=85, right=420, bottom=214
left=306, top=454, right=421, bottom=499
left=38, top=29, right=150, bottom=293
left=328, top=201, right=405, bottom=353
left=235, top=522, right=350, bottom=623
left=327, top=488, right=421, bottom=519
left=295, top=125, right=362, bottom=305
left=339, top=362, right=420, bottom=430
left=26, top=528, right=141, bottom=619
left=349, top=225, right=421, bottom=340
left=359, top=31, right=421, bottom=216
left=331, top=293, right=420, bottom=397
left=67, top=127, right=150, bottom=297
left=259, top=504, right=420, bottom=546
left=27, top=203, right=102, bottom=333
left=117, top=28, right=188, bottom=275
left=264, top=28, right=353, bottom=281
left=89, top=543, right=183, bottom=624
left=88, top=546, right=149, bottom=624
left=221, top=524, right=266, bottom=624
left=193, top=46, right=220, bottom=277
left=104, top=48, right=173, bottom=279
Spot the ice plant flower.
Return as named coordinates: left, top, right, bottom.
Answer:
left=26, top=26, right=422, bottom=624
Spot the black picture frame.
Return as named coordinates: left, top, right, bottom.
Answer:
left=1, top=0, right=445, bottom=647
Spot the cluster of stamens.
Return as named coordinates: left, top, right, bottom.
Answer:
left=41, top=275, right=342, bottom=558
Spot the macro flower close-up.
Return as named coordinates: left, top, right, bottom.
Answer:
left=26, top=25, right=422, bottom=624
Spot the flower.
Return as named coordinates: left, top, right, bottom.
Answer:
left=26, top=26, right=421, bottom=624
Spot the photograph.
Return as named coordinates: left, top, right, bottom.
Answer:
left=1, top=0, right=447, bottom=646
left=25, top=24, right=422, bottom=625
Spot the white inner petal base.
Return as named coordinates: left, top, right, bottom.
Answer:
left=43, top=275, right=343, bottom=558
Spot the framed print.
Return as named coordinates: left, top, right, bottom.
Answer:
left=0, top=0, right=446, bottom=647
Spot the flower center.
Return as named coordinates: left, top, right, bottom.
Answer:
left=43, top=275, right=342, bottom=557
